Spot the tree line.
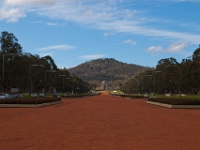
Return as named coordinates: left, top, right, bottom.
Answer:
left=0, top=31, right=90, bottom=94
left=122, top=46, right=200, bottom=95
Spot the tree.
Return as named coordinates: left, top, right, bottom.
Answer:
left=42, top=55, right=57, bottom=70
left=0, top=31, right=22, bottom=54
left=0, top=31, right=91, bottom=94
left=192, top=47, right=200, bottom=61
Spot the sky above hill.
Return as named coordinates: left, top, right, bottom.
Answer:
left=0, top=0, right=200, bottom=68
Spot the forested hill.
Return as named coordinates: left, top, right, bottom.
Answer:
left=68, top=58, right=152, bottom=86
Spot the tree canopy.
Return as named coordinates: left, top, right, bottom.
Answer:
left=0, top=31, right=90, bottom=94
left=122, top=48, right=200, bottom=95
left=0, top=31, right=22, bottom=54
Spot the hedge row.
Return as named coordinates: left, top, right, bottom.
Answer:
left=110, top=93, right=147, bottom=99
left=0, top=98, right=61, bottom=104
left=148, top=98, right=200, bottom=105
left=120, top=95, right=147, bottom=98
left=61, top=92, right=101, bottom=98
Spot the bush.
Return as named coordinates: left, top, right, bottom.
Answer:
left=110, top=93, right=147, bottom=99
left=0, top=98, right=61, bottom=104
left=148, top=98, right=200, bottom=105
left=61, top=92, right=100, bottom=98
left=121, top=95, right=146, bottom=98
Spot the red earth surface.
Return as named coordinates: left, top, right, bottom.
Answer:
left=0, top=91, right=200, bottom=150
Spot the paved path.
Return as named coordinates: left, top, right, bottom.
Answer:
left=0, top=92, right=200, bottom=150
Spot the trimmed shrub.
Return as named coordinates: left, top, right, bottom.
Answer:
left=61, top=92, right=100, bottom=98
left=148, top=98, right=200, bottom=105
left=0, top=98, right=61, bottom=104
left=110, top=93, right=147, bottom=99
left=120, top=95, right=146, bottom=98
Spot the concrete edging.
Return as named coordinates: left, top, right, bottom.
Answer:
left=0, top=100, right=62, bottom=108
left=147, top=101, right=200, bottom=109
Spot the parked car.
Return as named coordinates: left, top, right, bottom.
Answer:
left=39, top=93, right=45, bottom=98
left=11, top=93, right=23, bottom=98
left=17, top=94, right=23, bottom=98
left=52, top=93, right=57, bottom=98
left=31, top=93, right=38, bottom=98
left=0, top=93, right=11, bottom=99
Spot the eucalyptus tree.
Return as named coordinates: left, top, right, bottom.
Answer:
left=189, top=46, right=200, bottom=93
left=0, top=31, right=23, bottom=92
left=0, top=31, right=22, bottom=54
left=155, top=57, right=179, bottom=94
left=122, top=79, right=136, bottom=94
left=181, top=59, right=193, bottom=94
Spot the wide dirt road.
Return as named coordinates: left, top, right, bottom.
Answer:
left=0, top=92, right=200, bottom=150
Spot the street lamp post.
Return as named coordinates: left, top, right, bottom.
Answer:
left=45, top=70, right=57, bottom=95
left=2, top=53, right=15, bottom=93
left=146, top=70, right=162, bottom=97
left=164, top=72, right=166, bottom=97
left=146, top=74, right=152, bottom=95
left=178, top=65, right=181, bottom=98
left=58, top=75, right=65, bottom=94
left=77, top=81, right=80, bottom=94
left=133, top=78, right=140, bottom=95
left=154, top=71, right=162, bottom=97
left=168, top=64, right=181, bottom=98
left=187, top=54, right=200, bottom=94
left=29, top=64, right=44, bottom=95
left=65, top=78, right=71, bottom=94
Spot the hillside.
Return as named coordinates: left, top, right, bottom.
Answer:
left=68, top=58, right=152, bottom=88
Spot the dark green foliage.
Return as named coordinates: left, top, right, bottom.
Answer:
left=119, top=94, right=147, bottom=99
left=110, top=92, right=147, bottom=98
left=148, top=98, right=200, bottom=105
left=122, top=52, right=200, bottom=95
left=0, top=31, right=22, bottom=54
left=0, top=31, right=90, bottom=94
left=62, top=92, right=100, bottom=98
left=0, top=98, right=61, bottom=104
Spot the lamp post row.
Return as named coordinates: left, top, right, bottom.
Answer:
left=2, top=58, right=72, bottom=95
left=30, top=64, right=44, bottom=95
left=30, top=69, right=73, bottom=95
left=58, top=74, right=65, bottom=94
left=2, top=52, right=23, bottom=93
left=3, top=52, right=199, bottom=95
left=28, top=67, right=60, bottom=95
left=2, top=53, right=17, bottom=93
left=146, top=70, right=162, bottom=97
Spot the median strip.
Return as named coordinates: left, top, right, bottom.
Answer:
left=0, top=100, right=62, bottom=108
left=147, top=101, right=200, bottom=109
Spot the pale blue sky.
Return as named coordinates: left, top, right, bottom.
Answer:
left=0, top=0, right=200, bottom=68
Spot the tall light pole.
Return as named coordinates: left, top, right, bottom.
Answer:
left=58, top=75, right=65, bottom=94
left=164, top=72, right=166, bottom=97
left=146, top=70, right=162, bottom=97
left=2, top=53, right=15, bottom=93
left=133, top=77, right=140, bottom=95
left=45, top=70, right=57, bottom=95
left=146, top=74, right=152, bottom=95
left=187, top=54, right=200, bottom=95
left=65, top=78, right=71, bottom=94
left=77, top=81, right=80, bottom=94
left=135, top=73, right=143, bottom=95
left=154, top=70, right=162, bottom=96
left=168, top=64, right=181, bottom=98
left=29, top=64, right=44, bottom=95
